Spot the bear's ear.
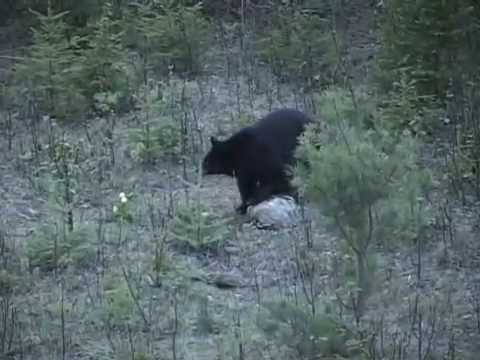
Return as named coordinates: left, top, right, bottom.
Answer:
left=210, top=136, right=219, bottom=146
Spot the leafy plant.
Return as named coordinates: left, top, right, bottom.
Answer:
left=103, top=275, right=135, bottom=324
left=26, top=224, right=96, bottom=272
left=128, top=118, right=181, bottom=164
left=128, top=84, right=182, bottom=164
left=14, top=6, right=87, bottom=120
left=257, top=300, right=360, bottom=359
left=376, top=76, right=442, bottom=136
left=315, top=87, right=376, bottom=130
left=112, top=191, right=134, bottom=223
left=376, top=1, right=480, bottom=201
left=0, top=270, right=16, bottom=297
left=377, top=0, right=479, bottom=99
left=295, top=91, right=432, bottom=318
left=124, top=1, right=212, bottom=77
left=257, top=5, right=337, bottom=89
left=49, top=140, right=81, bottom=232
left=169, top=203, right=230, bottom=253
left=79, top=1, right=130, bottom=114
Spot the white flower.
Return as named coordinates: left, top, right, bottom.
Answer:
left=113, top=205, right=118, bottom=213
left=119, top=192, right=128, bottom=203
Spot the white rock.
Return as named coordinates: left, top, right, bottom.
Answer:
left=247, top=196, right=301, bottom=230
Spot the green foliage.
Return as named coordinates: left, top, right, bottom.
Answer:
left=377, top=1, right=480, bottom=199
left=152, top=245, right=175, bottom=279
left=112, top=192, right=133, bottom=223
left=296, top=121, right=431, bottom=248
left=195, top=295, right=216, bottom=335
left=122, top=3, right=165, bottom=85
left=257, top=5, right=337, bottom=88
left=446, top=141, right=478, bottom=196
left=79, top=1, right=130, bottom=114
left=375, top=0, right=480, bottom=144
left=47, top=140, right=81, bottom=231
left=26, top=224, right=96, bottom=272
left=0, top=270, right=17, bottom=296
left=257, top=301, right=360, bottom=359
left=124, top=1, right=211, bottom=77
left=14, top=7, right=87, bottom=120
left=295, top=90, right=432, bottom=315
left=443, top=79, right=480, bottom=200
left=376, top=77, right=442, bottom=135
left=377, top=0, right=480, bottom=99
left=315, top=87, right=376, bottom=130
left=128, top=119, right=181, bottom=164
left=128, top=91, right=181, bottom=164
left=133, top=353, right=151, bottom=360
left=50, top=141, right=80, bottom=177
left=103, top=275, right=135, bottom=324
left=0, top=71, right=16, bottom=111
left=169, top=203, right=230, bottom=252
left=12, top=0, right=107, bottom=27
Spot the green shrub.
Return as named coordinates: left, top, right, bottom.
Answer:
left=14, top=0, right=106, bottom=29
left=14, top=7, right=88, bottom=120
left=0, top=270, right=17, bottom=296
left=103, top=274, right=135, bottom=324
left=124, top=1, right=212, bottom=77
left=257, top=301, right=360, bottom=359
left=378, top=0, right=480, bottom=97
left=257, top=5, right=337, bottom=88
left=112, top=191, right=134, bottom=224
left=376, top=76, right=442, bottom=135
left=26, top=224, right=96, bottom=272
left=152, top=246, right=175, bottom=278
left=376, top=0, right=480, bottom=134
left=128, top=117, right=181, bottom=164
left=169, top=203, right=230, bottom=253
left=128, top=84, right=182, bottom=164
left=315, top=87, right=376, bottom=130
left=78, top=1, right=131, bottom=114
left=295, top=90, right=432, bottom=317
left=195, top=295, right=217, bottom=335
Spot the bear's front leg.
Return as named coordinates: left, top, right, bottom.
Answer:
left=235, top=171, right=256, bottom=214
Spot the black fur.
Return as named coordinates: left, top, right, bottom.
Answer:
left=202, top=108, right=311, bottom=214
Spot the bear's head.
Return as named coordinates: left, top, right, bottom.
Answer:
left=202, top=136, right=234, bottom=176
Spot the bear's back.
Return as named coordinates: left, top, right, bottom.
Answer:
left=247, top=108, right=311, bottom=162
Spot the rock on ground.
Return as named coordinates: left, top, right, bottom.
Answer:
left=247, top=196, right=301, bottom=230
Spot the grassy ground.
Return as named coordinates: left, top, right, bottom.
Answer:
left=1, top=71, right=480, bottom=359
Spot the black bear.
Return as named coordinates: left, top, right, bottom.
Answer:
left=202, top=108, right=312, bottom=214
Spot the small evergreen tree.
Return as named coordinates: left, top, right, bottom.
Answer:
left=15, top=5, right=87, bottom=120
left=377, top=0, right=480, bottom=99
left=377, top=1, right=480, bottom=199
left=257, top=300, right=358, bottom=359
left=123, top=3, right=165, bottom=87
left=295, top=90, right=431, bottom=319
left=156, top=0, right=212, bottom=76
left=79, top=1, right=129, bottom=114
left=124, top=1, right=211, bottom=78
left=257, top=4, right=337, bottom=90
